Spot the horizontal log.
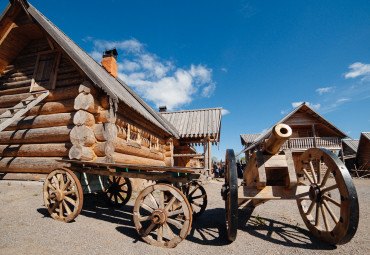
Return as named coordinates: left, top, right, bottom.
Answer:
left=0, top=126, right=72, bottom=144
left=78, top=80, right=99, bottom=97
left=56, top=78, right=84, bottom=87
left=56, top=72, right=80, bottom=81
left=73, top=110, right=95, bottom=127
left=0, top=143, right=71, bottom=157
left=0, top=79, right=31, bottom=91
left=164, top=158, right=172, bottom=167
left=69, top=144, right=95, bottom=161
left=93, top=141, right=114, bottom=157
left=0, top=173, right=47, bottom=181
left=0, top=86, right=30, bottom=96
left=0, top=75, right=29, bottom=83
left=94, top=123, right=117, bottom=141
left=70, top=125, right=96, bottom=146
left=111, top=152, right=166, bottom=166
left=57, top=66, right=76, bottom=75
left=0, top=85, right=80, bottom=108
left=95, top=110, right=116, bottom=123
left=74, top=93, right=100, bottom=113
left=0, top=157, right=67, bottom=173
left=165, top=151, right=172, bottom=158
left=5, top=112, right=74, bottom=131
left=0, top=99, right=75, bottom=116
left=94, top=138, right=165, bottom=161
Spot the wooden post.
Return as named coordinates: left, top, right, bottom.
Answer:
left=208, top=137, right=212, bottom=175
left=312, top=124, right=317, bottom=148
left=204, top=137, right=209, bottom=176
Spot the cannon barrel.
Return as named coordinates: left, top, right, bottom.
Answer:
left=263, top=124, right=292, bottom=154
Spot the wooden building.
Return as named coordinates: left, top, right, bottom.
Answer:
left=240, top=102, right=348, bottom=166
left=0, top=1, right=221, bottom=178
left=356, top=132, right=370, bottom=171
left=341, top=139, right=359, bottom=171
left=160, top=107, right=222, bottom=175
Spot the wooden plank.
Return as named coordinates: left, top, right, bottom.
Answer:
left=240, top=185, right=310, bottom=200
left=60, top=159, right=202, bottom=174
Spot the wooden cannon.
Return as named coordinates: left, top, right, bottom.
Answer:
left=221, top=124, right=359, bottom=245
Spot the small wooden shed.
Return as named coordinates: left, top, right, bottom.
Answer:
left=0, top=1, right=221, bottom=178
left=160, top=107, right=222, bottom=175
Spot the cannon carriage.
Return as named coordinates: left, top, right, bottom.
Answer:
left=222, top=124, right=359, bottom=245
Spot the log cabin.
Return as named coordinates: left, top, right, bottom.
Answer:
left=240, top=102, right=348, bottom=168
left=0, top=1, right=221, bottom=180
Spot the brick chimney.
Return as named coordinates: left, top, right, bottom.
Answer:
left=101, top=48, right=118, bottom=78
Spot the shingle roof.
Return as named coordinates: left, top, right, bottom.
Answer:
left=361, top=132, right=370, bottom=141
left=342, top=139, right=359, bottom=153
left=240, top=134, right=260, bottom=146
left=160, top=107, right=222, bottom=141
left=5, top=2, right=178, bottom=138
left=238, top=102, right=348, bottom=156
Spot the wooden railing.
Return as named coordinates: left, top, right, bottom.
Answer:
left=280, top=137, right=341, bottom=150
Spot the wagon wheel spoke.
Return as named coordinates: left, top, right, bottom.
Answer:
left=64, top=195, right=76, bottom=206
left=322, top=194, right=341, bottom=207
left=167, top=218, right=183, bottom=229
left=47, top=184, right=56, bottom=192
left=157, top=225, right=163, bottom=242
left=320, top=167, right=332, bottom=187
left=309, top=160, right=318, bottom=184
left=63, top=179, right=71, bottom=191
left=318, top=159, right=322, bottom=184
left=302, top=168, right=314, bottom=185
left=167, top=209, right=184, bottom=217
left=188, top=186, right=199, bottom=197
left=164, top=196, right=177, bottom=212
left=63, top=200, right=72, bottom=216
left=117, top=192, right=125, bottom=202
left=148, top=193, right=158, bottom=209
left=321, top=184, right=338, bottom=194
left=315, top=203, right=320, bottom=226
left=306, top=200, right=315, bottom=215
left=52, top=176, right=59, bottom=189
left=64, top=190, right=76, bottom=196
left=141, top=203, right=155, bottom=213
left=114, top=193, right=118, bottom=204
left=50, top=201, right=60, bottom=212
left=138, top=215, right=151, bottom=222
left=164, top=222, right=175, bottom=239
left=59, top=202, right=64, bottom=218
left=323, top=200, right=339, bottom=224
left=192, top=194, right=206, bottom=200
left=320, top=203, right=330, bottom=231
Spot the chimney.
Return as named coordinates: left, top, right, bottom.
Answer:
left=159, top=106, right=167, bottom=112
left=101, top=48, right=118, bottom=78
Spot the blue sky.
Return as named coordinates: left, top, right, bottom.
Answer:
left=2, top=0, right=369, bottom=160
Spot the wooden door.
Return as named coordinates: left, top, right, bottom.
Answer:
left=30, top=50, right=61, bottom=92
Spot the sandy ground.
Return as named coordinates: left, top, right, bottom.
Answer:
left=0, top=178, right=368, bottom=255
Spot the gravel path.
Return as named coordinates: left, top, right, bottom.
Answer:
left=0, top=178, right=369, bottom=255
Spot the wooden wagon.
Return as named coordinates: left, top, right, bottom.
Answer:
left=43, top=160, right=207, bottom=248
left=222, top=124, right=359, bottom=245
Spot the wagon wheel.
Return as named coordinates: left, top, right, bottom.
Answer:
left=296, top=148, right=359, bottom=245
left=43, top=168, right=83, bottom=223
left=103, top=176, right=132, bottom=207
left=133, top=184, right=193, bottom=248
left=182, top=181, right=208, bottom=218
left=222, top=149, right=238, bottom=242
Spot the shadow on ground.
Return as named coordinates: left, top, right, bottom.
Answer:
left=37, top=194, right=336, bottom=250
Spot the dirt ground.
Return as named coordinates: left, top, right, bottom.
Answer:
left=0, top=178, right=368, bottom=255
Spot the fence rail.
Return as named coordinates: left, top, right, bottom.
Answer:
left=280, top=137, right=341, bottom=150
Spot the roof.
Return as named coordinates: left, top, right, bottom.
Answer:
left=240, top=134, right=260, bottom=146
left=238, top=102, right=348, bottom=156
left=160, top=107, right=222, bottom=141
left=1, top=1, right=178, bottom=138
left=360, top=132, right=370, bottom=141
left=342, top=139, right=359, bottom=154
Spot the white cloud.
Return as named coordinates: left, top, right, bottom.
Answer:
left=345, top=62, right=370, bottom=80
left=89, top=38, right=215, bottom=110
left=291, top=102, right=320, bottom=110
left=336, top=98, right=350, bottom=103
left=221, top=109, right=230, bottom=115
left=221, top=67, right=228, bottom=72
left=316, top=86, right=335, bottom=95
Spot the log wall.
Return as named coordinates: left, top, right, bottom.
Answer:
left=0, top=38, right=82, bottom=173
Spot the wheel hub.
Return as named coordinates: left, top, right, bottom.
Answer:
left=55, top=190, right=64, bottom=202
left=309, top=184, right=322, bottom=202
left=151, top=209, right=167, bottom=225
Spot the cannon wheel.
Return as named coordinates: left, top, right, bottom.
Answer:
left=296, top=148, right=359, bottom=245
left=103, top=176, right=132, bottom=207
left=224, top=149, right=238, bottom=242
left=133, top=183, right=193, bottom=248
left=43, top=168, right=83, bottom=223
left=182, top=181, right=207, bottom=218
